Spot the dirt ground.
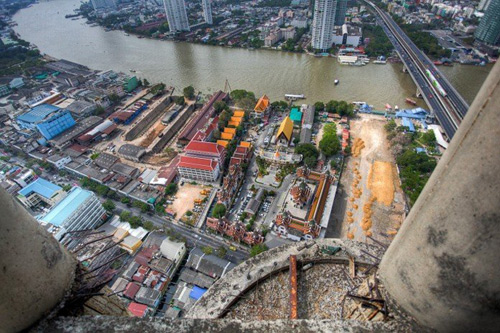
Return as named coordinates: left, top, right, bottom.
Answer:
left=139, top=122, right=166, bottom=147
left=329, top=114, right=405, bottom=244
left=169, top=183, right=207, bottom=219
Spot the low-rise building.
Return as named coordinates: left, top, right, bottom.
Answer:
left=253, top=95, right=270, bottom=117
left=332, top=24, right=362, bottom=46
left=118, top=144, right=146, bottom=162
left=177, top=155, right=220, bottom=182
left=17, top=178, right=65, bottom=209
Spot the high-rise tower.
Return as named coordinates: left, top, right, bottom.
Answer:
left=163, top=0, right=190, bottom=32
left=90, top=0, right=117, bottom=11
left=334, top=0, right=347, bottom=26
left=475, top=0, right=500, bottom=45
left=311, top=0, right=337, bottom=51
left=202, top=0, right=213, bottom=24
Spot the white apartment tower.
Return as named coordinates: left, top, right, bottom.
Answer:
left=163, top=0, right=190, bottom=32
left=202, top=0, right=213, bottom=24
left=90, top=0, right=117, bottom=11
left=311, top=0, right=337, bottom=51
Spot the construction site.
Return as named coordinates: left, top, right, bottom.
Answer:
left=332, top=114, right=406, bottom=243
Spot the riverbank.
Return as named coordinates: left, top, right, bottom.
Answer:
left=13, top=0, right=491, bottom=105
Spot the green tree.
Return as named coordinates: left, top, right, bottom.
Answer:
left=62, top=184, right=72, bottom=192
left=108, top=93, right=120, bottom=104
left=143, top=220, right=154, bottom=231
left=120, top=211, right=131, bottom=222
left=214, top=101, right=229, bottom=113
left=202, top=246, right=213, bottom=255
left=102, top=199, right=115, bottom=212
left=96, top=184, right=110, bottom=197
left=319, top=123, right=340, bottom=157
left=94, top=105, right=105, bottom=115
left=250, top=244, right=268, bottom=257
left=165, top=183, right=178, bottom=196
left=314, top=102, right=324, bottom=112
left=175, top=96, right=185, bottom=105
left=295, top=143, right=319, bottom=168
left=129, top=216, right=143, bottom=228
left=420, top=131, right=436, bottom=147
left=240, top=212, right=248, bottom=221
left=216, top=246, right=227, bottom=258
left=186, top=210, right=193, bottom=217
left=143, top=78, right=150, bottom=86
left=183, top=85, right=195, bottom=99
left=212, top=203, right=227, bottom=218
left=120, top=197, right=130, bottom=204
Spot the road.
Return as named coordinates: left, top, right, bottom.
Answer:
left=111, top=200, right=250, bottom=264
left=365, top=0, right=469, bottom=139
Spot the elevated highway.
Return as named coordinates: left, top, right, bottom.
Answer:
left=365, top=0, right=470, bottom=139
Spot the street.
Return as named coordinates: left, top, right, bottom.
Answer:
left=112, top=200, right=249, bottom=264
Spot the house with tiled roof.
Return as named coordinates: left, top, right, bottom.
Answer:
left=184, top=140, right=226, bottom=166
left=253, top=95, right=270, bottom=117
left=177, top=156, right=220, bottom=182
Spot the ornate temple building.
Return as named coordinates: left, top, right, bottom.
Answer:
left=206, top=217, right=264, bottom=245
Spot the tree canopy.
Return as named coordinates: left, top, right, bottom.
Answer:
left=212, top=203, right=227, bottom=218
left=319, top=123, right=341, bottom=157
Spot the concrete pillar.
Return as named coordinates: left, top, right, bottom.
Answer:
left=0, top=188, right=76, bottom=332
left=380, top=62, right=500, bottom=332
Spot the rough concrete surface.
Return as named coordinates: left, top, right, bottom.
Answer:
left=0, top=188, right=76, bottom=332
left=380, top=62, right=500, bottom=332
left=37, top=316, right=397, bottom=333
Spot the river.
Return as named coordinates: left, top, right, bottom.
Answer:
left=13, top=0, right=491, bottom=108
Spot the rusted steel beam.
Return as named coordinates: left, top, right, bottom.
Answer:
left=289, top=255, right=298, bottom=319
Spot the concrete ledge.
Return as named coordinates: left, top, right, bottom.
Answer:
left=188, top=238, right=384, bottom=319
left=37, top=316, right=393, bottom=333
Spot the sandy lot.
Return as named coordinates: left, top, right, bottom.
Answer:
left=169, top=183, right=207, bottom=219
left=336, top=114, right=405, bottom=244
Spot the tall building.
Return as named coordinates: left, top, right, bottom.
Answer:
left=311, top=0, right=337, bottom=51
left=38, top=187, right=106, bottom=241
left=163, top=0, right=190, bottom=32
left=475, top=0, right=500, bottom=45
left=202, top=0, right=213, bottom=24
left=90, top=0, right=117, bottom=11
left=478, top=0, right=491, bottom=11
left=334, top=0, right=347, bottom=26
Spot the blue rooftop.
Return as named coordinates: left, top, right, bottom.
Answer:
left=396, top=107, right=428, bottom=120
left=189, top=286, right=207, bottom=300
left=290, top=108, right=303, bottom=122
left=402, top=117, right=415, bottom=132
left=17, top=104, right=60, bottom=124
left=39, top=187, right=91, bottom=227
left=18, top=178, right=61, bottom=199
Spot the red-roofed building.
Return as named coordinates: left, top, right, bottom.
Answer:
left=128, top=302, right=149, bottom=317
left=184, top=140, right=226, bottom=165
left=132, top=265, right=150, bottom=283
left=124, top=282, right=141, bottom=299
left=178, top=91, right=227, bottom=144
left=177, top=156, right=220, bottom=182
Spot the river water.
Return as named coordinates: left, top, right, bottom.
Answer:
left=13, top=0, right=491, bottom=108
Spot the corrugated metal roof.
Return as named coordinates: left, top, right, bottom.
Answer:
left=17, top=104, right=60, bottom=123
left=18, top=178, right=61, bottom=199
left=39, top=187, right=91, bottom=226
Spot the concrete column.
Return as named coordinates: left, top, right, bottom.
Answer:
left=379, top=62, right=500, bottom=332
left=0, top=188, right=76, bottom=332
